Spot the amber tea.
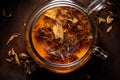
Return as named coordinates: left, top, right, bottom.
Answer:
left=31, top=6, right=93, bottom=64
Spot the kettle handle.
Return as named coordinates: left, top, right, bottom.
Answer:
left=85, top=0, right=106, bottom=14
left=51, top=0, right=106, bottom=14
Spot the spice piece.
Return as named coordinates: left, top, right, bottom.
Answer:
left=6, top=33, right=21, bottom=45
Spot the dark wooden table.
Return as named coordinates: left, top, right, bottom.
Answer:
left=0, top=0, right=120, bottom=80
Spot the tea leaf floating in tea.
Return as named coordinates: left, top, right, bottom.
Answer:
left=45, top=8, right=58, bottom=20
left=52, top=23, right=64, bottom=43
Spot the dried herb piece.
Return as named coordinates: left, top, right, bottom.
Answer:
left=98, top=17, right=106, bottom=23
left=106, top=16, right=114, bottom=24
left=70, top=17, right=78, bottom=24
left=23, top=59, right=38, bottom=74
left=6, top=33, right=21, bottom=45
left=106, top=25, right=112, bottom=33
left=8, top=49, right=14, bottom=56
left=6, top=58, right=12, bottom=63
left=52, top=23, right=64, bottom=43
left=108, top=11, right=113, bottom=16
left=45, top=8, right=58, bottom=20
left=9, top=48, right=21, bottom=66
left=19, top=53, right=30, bottom=59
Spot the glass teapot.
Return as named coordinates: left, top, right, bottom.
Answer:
left=26, top=0, right=108, bottom=73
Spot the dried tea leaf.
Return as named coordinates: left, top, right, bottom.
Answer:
left=26, top=60, right=34, bottom=66
left=24, top=60, right=37, bottom=74
left=98, top=17, right=106, bottom=23
left=46, top=49, right=57, bottom=56
left=60, top=54, right=65, bottom=61
left=8, top=49, right=13, bottom=56
left=108, top=11, right=117, bottom=17
left=6, top=58, right=12, bottom=63
left=7, top=33, right=21, bottom=45
left=102, top=4, right=107, bottom=10
left=72, top=17, right=78, bottom=24
left=10, top=48, right=21, bottom=66
left=45, top=8, right=58, bottom=20
left=106, top=16, right=114, bottom=24
left=52, top=23, right=64, bottom=42
left=106, top=25, right=112, bottom=33
left=108, top=11, right=113, bottom=16
left=19, top=53, right=30, bottom=59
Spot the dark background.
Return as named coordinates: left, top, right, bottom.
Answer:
left=0, top=0, right=120, bottom=80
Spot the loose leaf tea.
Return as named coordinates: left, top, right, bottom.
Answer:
left=106, top=25, right=112, bottom=33
left=32, top=6, right=93, bottom=64
left=106, top=16, right=114, bottom=24
left=8, top=48, right=21, bottom=66
left=98, top=17, right=106, bottom=23
left=6, top=33, right=21, bottom=45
